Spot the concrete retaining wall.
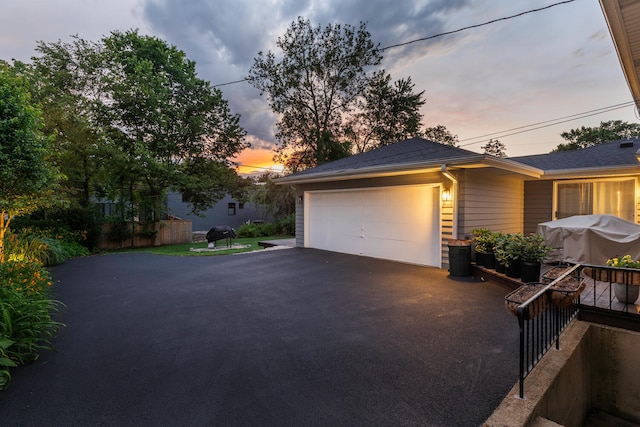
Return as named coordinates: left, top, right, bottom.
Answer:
left=484, top=320, right=640, bottom=426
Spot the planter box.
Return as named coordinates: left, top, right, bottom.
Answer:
left=541, top=266, right=586, bottom=307
left=582, top=267, right=640, bottom=286
left=505, top=283, right=548, bottom=319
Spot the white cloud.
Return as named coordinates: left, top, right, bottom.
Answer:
left=1, top=0, right=636, bottom=159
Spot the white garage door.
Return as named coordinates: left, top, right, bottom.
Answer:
left=305, top=185, right=441, bottom=266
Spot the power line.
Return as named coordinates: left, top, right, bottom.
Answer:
left=381, top=0, right=576, bottom=52
left=212, top=0, right=577, bottom=88
left=457, top=101, right=637, bottom=147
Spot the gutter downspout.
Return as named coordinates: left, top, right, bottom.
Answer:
left=441, top=164, right=458, bottom=239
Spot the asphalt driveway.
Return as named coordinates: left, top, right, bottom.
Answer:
left=0, top=248, right=519, bottom=426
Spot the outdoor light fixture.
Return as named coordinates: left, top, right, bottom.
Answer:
left=441, top=188, right=452, bottom=202
left=298, top=195, right=303, bottom=204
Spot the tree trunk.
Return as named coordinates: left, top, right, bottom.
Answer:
left=0, top=210, right=13, bottom=263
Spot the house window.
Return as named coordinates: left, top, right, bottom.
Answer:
left=228, top=203, right=236, bottom=215
left=555, top=178, right=636, bottom=221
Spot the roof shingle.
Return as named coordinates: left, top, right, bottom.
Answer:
left=290, top=137, right=480, bottom=176
left=512, top=138, right=640, bottom=170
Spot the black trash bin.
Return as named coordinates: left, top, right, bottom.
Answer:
left=447, top=239, right=472, bottom=277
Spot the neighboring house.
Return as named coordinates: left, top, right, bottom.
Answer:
left=166, top=192, right=271, bottom=231
left=276, top=137, right=640, bottom=269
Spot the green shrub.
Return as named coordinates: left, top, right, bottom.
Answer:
left=276, top=214, right=295, bottom=235
left=259, top=222, right=277, bottom=236
left=105, top=220, right=132, bottom=243
left=3, top=234, right=74, bottom=266
left=237, top=223, right=259, bottom=238
left=0, top=261, right=64, bottom=390
left=12, top=207, right=103, bottom=251
left=58, top=241, right=90, bottom=259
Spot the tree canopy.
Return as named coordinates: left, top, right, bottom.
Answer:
left=348, top=72, right=426, bottom=153
left=249, top=18, right=428, bottom=171
left=22, top=30, right=249, bottom=221
left=423, top=125, right=459, bottom=146
left=482, top=139, right=507, bottom=157
left=0, top=63, right=60, bottom=261
left=553, top=120, right=640, bottom=152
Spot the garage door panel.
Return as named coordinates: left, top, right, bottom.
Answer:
left=307, top=186, right=441, bottom=267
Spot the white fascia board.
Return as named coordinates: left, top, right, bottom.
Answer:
left=274, top=155, right=543, bottom=185
left=541, top=164, right=640, bottom=180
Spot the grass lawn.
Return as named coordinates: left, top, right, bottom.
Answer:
left=118, top=236, right=294, bottom=256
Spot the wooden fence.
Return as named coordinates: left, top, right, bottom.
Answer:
left=98, top=219, right=192, bottom=250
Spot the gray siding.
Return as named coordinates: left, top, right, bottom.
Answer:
left=524, top=180, right=553, bottom=235
left=440, top=202, right=454, bottom=268
left=166, top=192, right=270, bottom=231
left=457, top=168, right=525, bottom=237
left=295, top=196, right=305, bottom=248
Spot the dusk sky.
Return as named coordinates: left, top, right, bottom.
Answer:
left=2, top=0, right=637, bottom=175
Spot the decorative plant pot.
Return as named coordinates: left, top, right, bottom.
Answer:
left=541, top=266, right=571, bottom=284
left=505, top=262, right=521, bottom=278
left=549, top=277, right=586, bottom=307
left=582, top=267, right=640, bottom=285
left=475, top=251, right=485, bottom=267
left=520, top=261, right=541, bottom=283
left=495, top=261, right=506, bottom=274
left=483, top=251, right=496, bottom=270
left=504, top=283, right=548, bottom=319
left=613, top=283, right=640, bottom=304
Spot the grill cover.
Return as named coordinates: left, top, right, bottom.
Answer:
left=537, top=214, right=640, bottom=264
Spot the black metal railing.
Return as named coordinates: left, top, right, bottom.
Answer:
left=574, top=263, right=640, bottom=332
left=515, top=264, right=581, bottom=398
left=576, top=263, right=640, bottom=312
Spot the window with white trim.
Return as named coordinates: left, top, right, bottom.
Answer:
left=554, top=178, right=637, bottom=221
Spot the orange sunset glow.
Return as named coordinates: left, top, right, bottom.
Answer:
left=234, top=147, right=285, bottom=176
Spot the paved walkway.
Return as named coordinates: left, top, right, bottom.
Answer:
left=0, top=249, right=520, bottom=426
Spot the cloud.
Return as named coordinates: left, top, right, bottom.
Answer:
left=2, top=0, right=633, bottom=162
left=0, top=0, right=148, bottom=62
left=140, top=0, right=475, bottom=156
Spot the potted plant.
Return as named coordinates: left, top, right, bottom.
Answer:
left=605, top=255, right=640, bottom=303
left=479, top=231, right=500, bottom=270
left=519, top=233, right=552, bottom=283
left=496, top=233, right=525, bottom=278
left=493, top=232, right=510, bottom=274
left=493, top=232, right=512, bottom=274
left=471, top=228, right=491, bottom=267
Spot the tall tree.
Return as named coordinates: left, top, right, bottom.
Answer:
left=99, top=30, right=248, bottom=219
left=424, top=125, right=459, bottom=146
left=28, top=30, right=249, bottom=221
left=553, top=120, right=640, bottom=152
left=0, top=63, right=60, bottom=261
left=348, top=71, right=426, bottom=153
left=20, top=37, right=105, bottom=208
left=248, top=17, right=382, bottom=171
left=482, top=139, right=507, bottom=157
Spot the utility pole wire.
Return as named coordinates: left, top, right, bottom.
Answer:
left=381, top=0, right=576, bottom=51
left=458, top=101, right=636, bottom=144
left=212, top=0, right=577, bottom=88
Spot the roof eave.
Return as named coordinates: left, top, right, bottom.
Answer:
left=274, top=155, right=542, bottom=185
left=600, top=0, right=640, bottom=109
left=541, top=164, right=640, bottom=179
